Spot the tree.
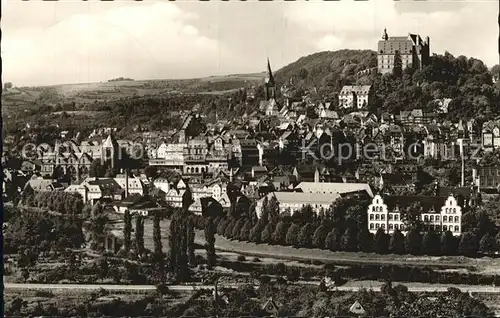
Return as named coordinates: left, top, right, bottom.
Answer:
left=217, top=218, right=230, bottom=235
left=373, top=228, right=389, bottom=254
left=98, top=258, right=109, bottom=282
left=261, top=222, right=274, bottom=244
left=204, top=217, right=216, bottom=269
left=421, top=230, right=441, bottom=256
left=153, top=215, right=163, bottom=255
left=187, top=216, right=196, bottom=266
left=260, top=197, right=270, bottom=224
left=458, top=232, right=479, bottom=257
left=405, top=228, right=422, bottom=255
left=135, top=215, right=145, bottom=256
left=402, top=203, right=424, bottom=230
left=312, top=225, right=328, bottom=249
left=297, top=223, right=315, bottom=248
left=285, top=223, right=301, bottom=246
left=341, top=227, right=358, bottom=252
left=389, top=229, right=405, bottom=255
left=249, top=221, right=263, bottom=244
left=479, top=233, right=497, bottom=254
left=144, top=166, right=158, bottom=179
left=231, top=218, right=246, bottom=240
left=123, top=209, right=132, bottom=253
left=440, top=231, right=457, bottom=255
left=392, top=50, right=403, bottom=78
left=272, top=221, right=289, bottom=246
left=224, top=218, right=236, bottom=239
left=268, top=196, right=280, bottom=225
left=324, top=228, right=341, bottom=251
left=91, top=201, right=102, bottom=218
left=90, top=210, right=108, bottom=251
left=168, top=208, right=191, bottom=282
left=357, top=229, right=374, bottom=252
left=238, top=219, right=253, bottom=241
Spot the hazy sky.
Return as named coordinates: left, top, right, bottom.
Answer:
left=2, top=0, right=498, bottom=86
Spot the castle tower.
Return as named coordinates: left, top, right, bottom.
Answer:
left=264, top=58, right=276, bottom=101
left=382, top=27, right=388, bottom=41
left=101, top=133, right=119, bottom=169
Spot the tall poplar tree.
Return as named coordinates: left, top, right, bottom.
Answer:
left=135, top=215, right=145, bottom=256
left=123, top=209, right=132, bottom=252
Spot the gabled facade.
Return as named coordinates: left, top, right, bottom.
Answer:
left=367, top=194, right=462, bottom=236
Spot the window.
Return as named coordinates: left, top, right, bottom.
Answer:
left=376, top=214, right=380, bottom=221
left=395, top=224, right=399, bottom=229
left=376, top=223, right=380, bottom=229
left=381, top=224, right=386, bottom=229
left=400, top=225, right=405, bottom=231
left=455, top=225, right=459, bottom=232
left=424, top=215, right=429, bottom=221
left=389, top=214, right=393, bottom=221
left=394, top=214, right=399, bottom=221
left=389, top=224, right=394, bottom=230
left=370, top=214, right=374, bottom=220
left=430, top=215, right=434, bottom=222
left=443, top=225, right=448, bottom=231
left=381, top=214, right=385, bottom=221
left=454, top=216, right=459, bottom=223
left=443, top=216, right=447, bottom=222
left=436, top=215, right=440, bottom=221
left=453, top=208, right=456, bottom=213
left=370, top=224, right=374, bottom=229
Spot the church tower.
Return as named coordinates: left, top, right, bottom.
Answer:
left=264, top=58, right=276, bottom=101
left=101, top=133, right=119, bottom=169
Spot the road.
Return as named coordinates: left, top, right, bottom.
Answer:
left=5, top=282, right=500, bottom=294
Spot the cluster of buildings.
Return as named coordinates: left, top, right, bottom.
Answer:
left=4, top=28, right=499, bottom=238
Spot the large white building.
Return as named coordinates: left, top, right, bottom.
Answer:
left=256, top=192, right=341, bottom=218
left=367, top=194, right=462, bottom=236
left=338, top=85, right=372, bottom=109
left=295, top=182, right=373, bottom=197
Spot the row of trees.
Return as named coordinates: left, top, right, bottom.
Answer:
left=216, top=212, right=500, bottom=257
left=215, top=193, right=499, bottom=257
left=21, top=189, right=84, bottom=215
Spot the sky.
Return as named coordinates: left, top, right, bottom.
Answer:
left=2, top=0, right=498, bottom=86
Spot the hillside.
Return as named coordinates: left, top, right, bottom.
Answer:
left=275, top=49, right=378, bottom=95
left=275, top=49, right=499, bottom=120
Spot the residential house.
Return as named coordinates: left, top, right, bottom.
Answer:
left=482, top=120, right=500, bottom=150
left=338, top=85, right=372, bottom=109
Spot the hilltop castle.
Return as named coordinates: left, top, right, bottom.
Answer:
left=377, top=28, right=431, bottom=75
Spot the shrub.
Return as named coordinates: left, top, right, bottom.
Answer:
left=237, top=255, right=246, bottom=262
left=252, top=257, right=261, bottom=262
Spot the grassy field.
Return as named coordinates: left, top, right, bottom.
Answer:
left=198, top=232, right=500, bottom=274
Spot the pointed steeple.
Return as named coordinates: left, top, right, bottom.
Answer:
left=265, top=58, right=275, bottom=85
left=382, top=27, right=388, bottom=40
left=264, top=58, right=276, bottom=101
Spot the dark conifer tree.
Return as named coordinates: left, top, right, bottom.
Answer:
left=135, top=215, right=145, bottom=256
left=123, top=209, right=132, bottom=252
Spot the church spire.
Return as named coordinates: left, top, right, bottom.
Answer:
left=264, top=58, right=276, bottom=101
left=266, top=58, right=275, bottom=85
